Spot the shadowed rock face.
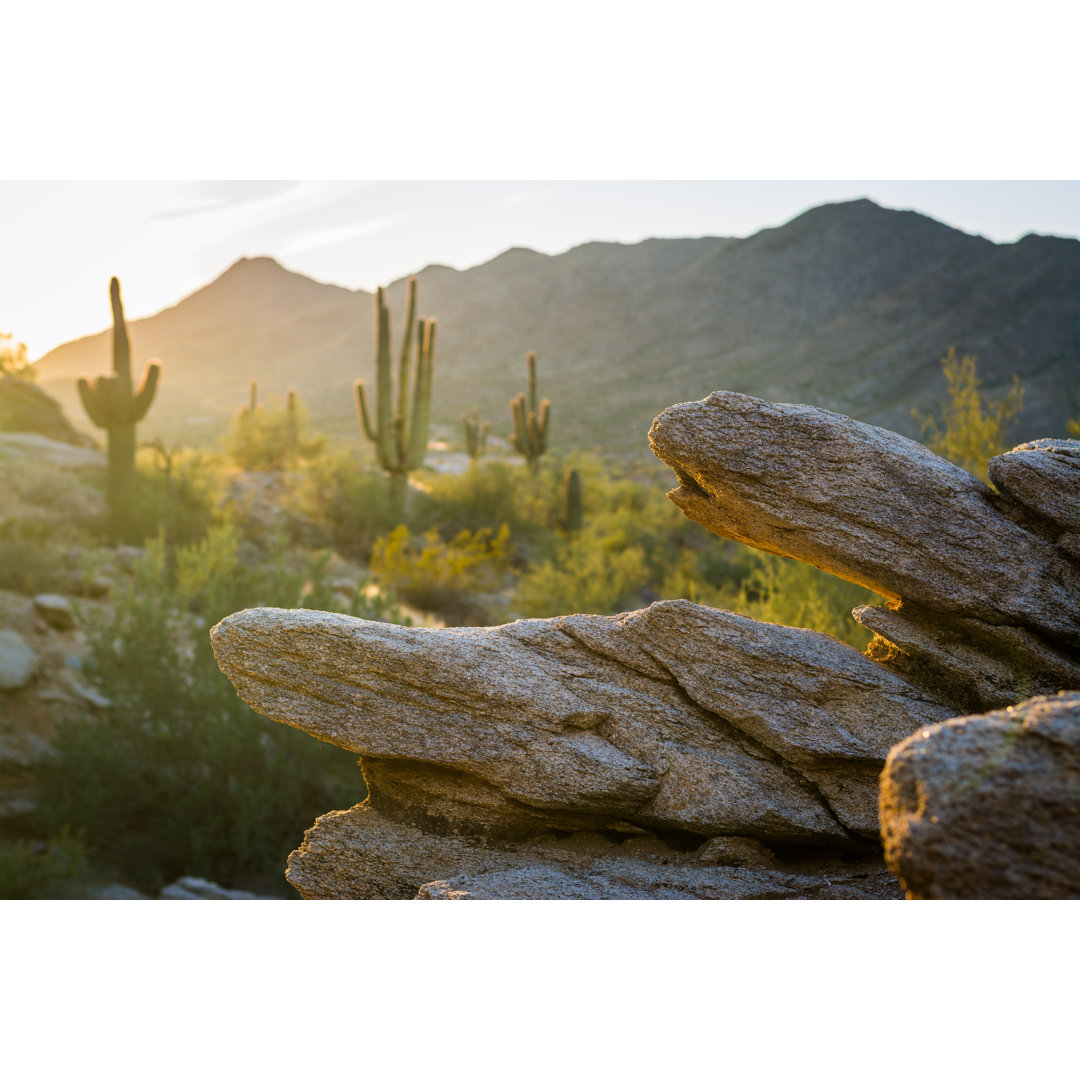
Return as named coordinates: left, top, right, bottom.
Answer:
left=880, top=693, right=1080, bottom=900
left=211, top=391, right=1079, bottom=899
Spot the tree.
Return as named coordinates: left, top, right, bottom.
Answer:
left=914, top=348, right=1024, bottom=484
left=0, top=333, right=34, bottom=380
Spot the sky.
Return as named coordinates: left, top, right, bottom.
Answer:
left=4, top=179, right=1080, bottom=360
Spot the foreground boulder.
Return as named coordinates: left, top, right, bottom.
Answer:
left=880, top=693, right=1080, bottom=899
left=211, top=392, right=1078, bottom=899
left=649, top=393, right=1080, bottom=713
left=212, top=601, right=951, bottom=898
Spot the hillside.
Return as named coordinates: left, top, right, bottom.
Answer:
left=34, top=199, right=1080, bottom=455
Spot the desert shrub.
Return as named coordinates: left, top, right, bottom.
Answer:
left=35, top=527, right=370, bottom=896
left=418, top=461, right=555, bottom=548
left=227, top=394, right=323, bottom=471
left=2, top=456, right=102, bottom=522
left=0, top=829, right=90, bottom=899
left=370, top=523, right=513, bottom=623
left=116, top=446, right=224, bottom=547
left=0, top=332, right=33, bottom=379
left=0, top=518, right=84, bottom=594
left=914, top=349, right=1024, bottom=483
left=514, top=531, right=652, bottom=617
left=727, top=551, right=879, bottom=649
left=286, top=450, right=399, bottom=561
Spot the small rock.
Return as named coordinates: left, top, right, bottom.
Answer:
left=115, top=546, right=144, bottom=573
left=85, top=570, right=117, bottom=598
left=695, top=836, right=778, bottom=868
left=33, top=593, right=77, bottom=631
left=0, top=629, right=38, bottom=691
left=92, top=884, right=149, bottom=900
left=158, top=876, right=276, bottom=900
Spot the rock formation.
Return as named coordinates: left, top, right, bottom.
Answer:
left=211, top=392, right=1080, bottom=899
left=649, top=393, right=1080, bottom=715
left=880, top=693, right=1080, bottom=899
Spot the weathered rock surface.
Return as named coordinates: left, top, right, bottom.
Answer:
left=0, top=630, right=39, bottom=691
left=988, top=439, right=1080, bottom=533
left=211, top=392, right=1079, bottom=899
left=213, top=601, right=951, bottom=854
left=0, top=431, right=105, bottom=470
left=880, top=693, right=1080, bottom=899
left=649, top=393, right=1080, bottom=646
left=650, top=393, right=1080, bottom=715
left=288, top=804, right=903, bottom=901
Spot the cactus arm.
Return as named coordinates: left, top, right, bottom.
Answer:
left=462, top=411, right=474, bottom=457
left=526, top=351, right=537, bottom=415
left=132, top=362, right=161, bottom=422
left=479, top=419, right=489, bottom=456
left=407, top=319, right=435, bottom=470
left=537, top=398, right=550, bottom=453
left=355, top=380, right=378, bottom=443
left=397, top=277, right=417, bottom=430
left=509, top=393, right=527, bottom=452
left=374, top=289, right=396, bottom=470
left=109, top=277, right=132, bottom=387
left=77, top=377, right=110, bottom=428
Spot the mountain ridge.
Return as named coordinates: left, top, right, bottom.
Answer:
left=34, top=199, right=1080, bottom=453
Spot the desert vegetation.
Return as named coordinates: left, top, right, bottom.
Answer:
left=0, top=268, right=1071, bottom=899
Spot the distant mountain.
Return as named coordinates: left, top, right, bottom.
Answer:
left=35, top=199, right=1080, bottom=456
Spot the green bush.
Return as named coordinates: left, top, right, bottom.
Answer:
left=0, top=829, right=90, bottom=899
left=370, top=523, right=513, bottom=624
left=725, top=551, right=878, bottom=649
left=417, top=461, right=553, bottom=547
left=515, top=531, right=652, bottom=617
left=286, top=450, right=400, bottom=561
left=0, top=518, right=83, bottom=594
left=914, top=349, right=1024, bottom=483
left=112, top=446, right=225, bottom=547
left=227, top=394, right=323, bottom=471
left=35, top=527, right=371, bottom=896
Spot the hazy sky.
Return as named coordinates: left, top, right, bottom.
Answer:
left=4, top=180, right=1079, bottom=361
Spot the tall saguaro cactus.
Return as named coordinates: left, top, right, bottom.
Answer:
left=77, top=277, right=161, bottom=540
left=354, top=278, right=436, bottom=512
left=509, top=350, right=550, bottom=476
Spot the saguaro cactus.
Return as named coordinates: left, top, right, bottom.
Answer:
left=238, top=378, right=259, bottom=419
left=355, top=278, right=436, bottom=511
left=77, top=277, right=161, bottom=540
left=509, top=351, right=549, bottom=475
left=285, top=388, right=300, bottom=458
left=561, top=467, right=583, bottom=533
left=462, top=407, right=489, bottom=464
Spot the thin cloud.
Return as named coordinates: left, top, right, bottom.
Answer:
left=146, top=181, right=306, bottom=222
left=276, top=214, right=412, bottom=257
